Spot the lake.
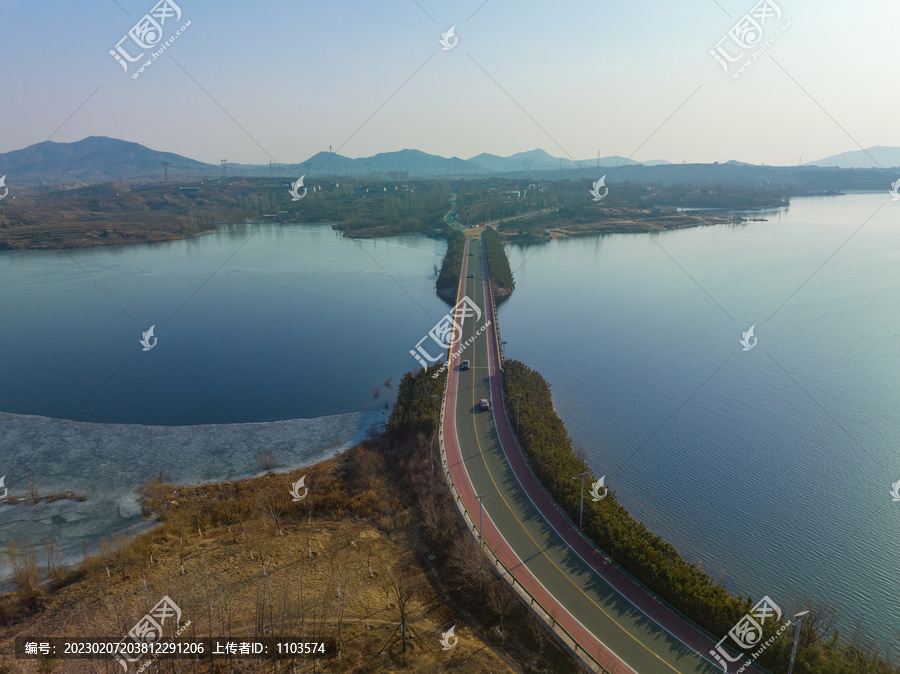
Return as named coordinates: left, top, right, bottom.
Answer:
left=498, top=193, right=900, bottom=651
left=1, top=197, right=897, bottom=653
left=0, top=223, right=450, bottom=582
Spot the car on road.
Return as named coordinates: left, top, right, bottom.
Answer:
left=467, top=273, right=475, bottom=278
left=469, top=252, right=474, bottom=256
left=479, top=398, right=490, bottom=410
left=461, top=360, right=470, bottom=370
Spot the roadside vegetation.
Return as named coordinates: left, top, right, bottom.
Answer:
left=434, top=226, right=464, bottom=299
left=482, top=226, right=514, bottom=295
left=500, top=359, right=900, bottom=674
left=0, top=365, right=581, bottom=674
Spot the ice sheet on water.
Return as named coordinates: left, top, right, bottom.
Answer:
left=0, top=409, right=379, bottom=586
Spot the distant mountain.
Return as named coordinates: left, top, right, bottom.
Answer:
left=806, top=146, right=900, bottom=169
left=469, top=149, right=577, bottom=173
left=0, top=136, right=213, bottom=184
left=468, top=149, right=670, bottom=173
left=5, top=136, right=891, bottom=186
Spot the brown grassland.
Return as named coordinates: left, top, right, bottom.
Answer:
left=0, top=430, right=582, bottom=673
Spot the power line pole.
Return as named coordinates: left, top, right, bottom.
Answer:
left=161, top=160, right=168, bottom=182
left=220, top=159, right=227, bottom=179
left=572, top=472, right=589, bottom=529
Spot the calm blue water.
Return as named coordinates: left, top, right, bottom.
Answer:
left=0, top=223, right=448, bottom=424
left=1, top=200, right=898, bottom=653
left=0, top=222, right=449, bottom=582
left=498, top=193, right=900, bottom=652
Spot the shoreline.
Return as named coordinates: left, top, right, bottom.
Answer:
left=0, top=409, right=376, bottom=584
left=3, top=206, right=758, bottom=252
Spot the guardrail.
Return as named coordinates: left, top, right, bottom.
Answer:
left=435, top=236, right=609, bottom=674
left=485, top=250, right=772, bottom=674
left=437, top=391, right=608, bottom=674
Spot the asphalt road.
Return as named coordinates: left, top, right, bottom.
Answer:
left=441, top=231, right=733, bottom=674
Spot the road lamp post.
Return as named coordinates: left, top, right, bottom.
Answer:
left=787, top=610, right=809, bottom=674
left=572, top=472, right=589, bottom=529
left=476, top=493, right=491, bottom=544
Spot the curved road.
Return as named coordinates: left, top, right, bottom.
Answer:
left=441, top=231, right=743, bottom=673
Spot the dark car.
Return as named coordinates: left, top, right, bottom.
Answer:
left=467, top=273, right=475, bottom=278
left=461, top=360, right=470, bottom=370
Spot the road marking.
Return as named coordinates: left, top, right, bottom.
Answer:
left=466, top=238, right=703, bottom=674
left=449, top=239, right=635, bottom=673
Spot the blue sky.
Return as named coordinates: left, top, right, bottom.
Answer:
left=1, top=0, right=897, bottom=165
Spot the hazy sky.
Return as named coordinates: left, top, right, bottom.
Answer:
left=2, top=0, right=897, bottom=166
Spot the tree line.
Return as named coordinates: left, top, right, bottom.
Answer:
left=482, top=226, right=514, bottom=294
left=500, top=359, right=899, bottom=673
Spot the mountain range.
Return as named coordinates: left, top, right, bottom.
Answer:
left=0, top=136, right=896, bottom=186
left=0, top=137, right=671, bottom=184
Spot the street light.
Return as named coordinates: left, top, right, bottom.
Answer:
left=430, top=394, right=440, bottom=430
left=787, top=610, right=809, bottom=674
left=572, top=472, right=589, bottom=529
left=476, top=493, right=491, bottom=543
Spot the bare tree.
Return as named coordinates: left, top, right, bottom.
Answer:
left=527, top=610, right=552, bottom=670
left=224, top=499, right=246, bottom=541
left=447, top=533, right=494, bottom=594
left=7, top=542, right=40, bottom=595
left=108, top=535, right=134, bottom=581
left=258, top=449, right=276, bottom=472
left=799, top=598, right=839, bottom=648
left=390, top=571, right=418, bottom=653
left=187, top=499, right=205, bottom=537
left=45, top=538, right=65, bottom=582
left=97, top=537, right=115, bottom=578
left=257, top=491, right=287, bottom=536
left=485, top=578, right=516, bottom=634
